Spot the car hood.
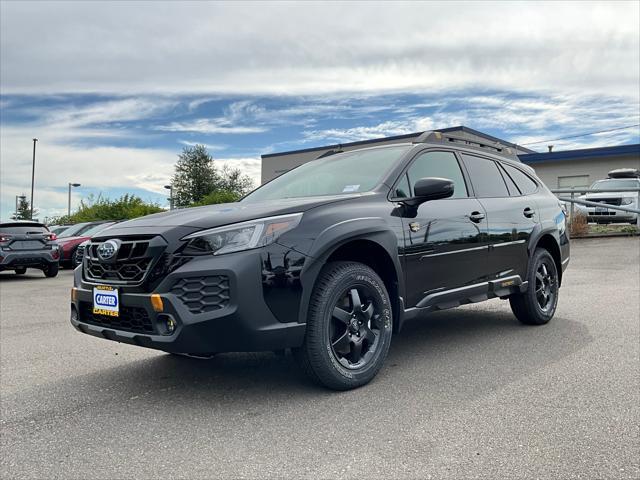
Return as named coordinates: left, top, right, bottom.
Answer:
left=57, top=235, right=88, bottom=244
left=102, top=195, right=358, bottom=232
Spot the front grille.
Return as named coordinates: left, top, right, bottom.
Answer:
left=84, top=237, right=157, bottom=284
left=589, top=198, right=622, bottom=206
left=79, top=302, right=154, bottom=334
left=74, top=245, right=86, bottom=264
left=87, top=257, right=152, bottom=282
left=170, top=276, right=230, bottom=314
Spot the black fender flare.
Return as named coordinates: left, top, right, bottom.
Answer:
left=527, top=223, right=564, bottom=282
left=296, top=217, right=404, bottom=326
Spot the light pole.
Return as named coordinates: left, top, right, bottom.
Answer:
left=30, top=138, right=38, bottom=219
left=68, top=183, right=81, bottom=217
left=164, top=185, right=173, bottom=210
left=15, top=195, right=26, bottom=220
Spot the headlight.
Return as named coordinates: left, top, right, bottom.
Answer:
left=181, top=213, right=303, bottom=255
left=621, top=197, right=634, bottom=205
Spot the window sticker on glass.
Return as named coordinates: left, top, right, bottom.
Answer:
left=342, top=184, right=360, bottom=193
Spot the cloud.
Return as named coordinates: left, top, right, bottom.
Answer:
left=1, top=2, right=638, bottom=99
left=0, top=125, right=177, bottom=220
left=157, top=119, right=266, bottom=134
left=178, top=140, right=227, bottom=151
left=299, top=93, right=640, bottom=148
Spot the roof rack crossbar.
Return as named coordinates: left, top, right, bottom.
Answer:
left=413, top=130, right=520, bottom=161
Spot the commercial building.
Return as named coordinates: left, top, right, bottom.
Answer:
left=260, top=126, right=640, bottom=189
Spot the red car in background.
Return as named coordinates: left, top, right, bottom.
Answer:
left=57, top=221, right=117, bottom=268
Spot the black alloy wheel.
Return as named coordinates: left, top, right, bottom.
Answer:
left=330, top=287, right=384, bottom=369
left=510, top=248, right=559, bottom=325
left=294, top=261, right=393, bottom=390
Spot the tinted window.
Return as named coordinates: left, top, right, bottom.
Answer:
left=58, top=222, right=90, bottom=237
left=243, top=145, right=412, bottom=202
left=502, top=163, right=538, bottom=195
left=498, top=164, right=520, bottom=196
left=0, top=224, right=48, bottom=234
left=394, top=173, right=411, bottom=198
left=461, top=154, right=509, bottom=197
left=82, top=222, right=116, bottom=236
left=405, top=151, right=468, bottom=198
left=591, top=179, right=639, bottom=190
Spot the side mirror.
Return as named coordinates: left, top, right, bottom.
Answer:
left=403, top=177, right=454, bottom=206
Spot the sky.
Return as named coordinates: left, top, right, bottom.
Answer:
left=1, top=1, right=639, bottom=221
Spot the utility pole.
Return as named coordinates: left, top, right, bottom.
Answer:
left=30, top=138, right=38, bottom=219
left=164, top=184, right=174, bottom=210
left=68, top=183, right=81, bottom=217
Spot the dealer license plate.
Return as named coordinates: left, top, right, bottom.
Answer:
left=93, top=285, right=119, bottom=317
left=595, top=206, right=608, bottom=213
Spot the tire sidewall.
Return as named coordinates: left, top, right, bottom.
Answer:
left=528, top=250, right=559, bottom=321
left=311, top=264, right=393, bottom=385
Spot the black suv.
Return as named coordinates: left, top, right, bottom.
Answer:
left=0, top=221, right=61, bottom=277
left=71, top=131, right=570, bottom=390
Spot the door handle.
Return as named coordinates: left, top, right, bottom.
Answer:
left=469, top=211, right=485, bottom=223
left=523, top=207, right=535, bottom=218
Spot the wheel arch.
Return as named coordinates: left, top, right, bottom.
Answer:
left=298, top=223, right=404, bottom=333
left=531, top=232, right=563, bottom=285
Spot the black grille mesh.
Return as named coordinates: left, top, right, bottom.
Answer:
left=170, top=276, right=230, bottom=314
left=79, top=302, right=154, bottom=334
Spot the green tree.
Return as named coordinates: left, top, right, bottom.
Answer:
left=50, top=194, right=163, bottom=225
left=171, top=145, right=218, bottom=207
left=217, top=164, right=254, bottom=195
left=12, top=195, right=37, bottom=220
left=192, top=189, right=243, bottom=207
left=170, top=144, right=254, bottom=207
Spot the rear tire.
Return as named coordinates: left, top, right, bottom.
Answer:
left=43, top=263, right=59, bottom=278
left=509, top=248, right=559, bottom=325
left=293, top=261, right=393, bottom=390
left=14, top=267, right=27, bottom=275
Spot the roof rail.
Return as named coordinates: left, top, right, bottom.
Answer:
left=413, top=130, right=521, bottom=161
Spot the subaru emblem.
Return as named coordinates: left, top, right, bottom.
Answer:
left=97, top=240, right=119, bottom=261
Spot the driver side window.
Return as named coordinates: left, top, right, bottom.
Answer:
left=406, top=151, right=468, bottom=198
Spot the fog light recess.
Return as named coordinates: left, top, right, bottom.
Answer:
left=157, top=314, right=177, bottom=335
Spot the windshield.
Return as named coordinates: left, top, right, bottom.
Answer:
left=591, top=179, right=639, bottom=190
left=58, top=222, right=90, bottom=237
left=82, top=222, right=115, bottom=237
left=243, top=145, right=412, bottom=202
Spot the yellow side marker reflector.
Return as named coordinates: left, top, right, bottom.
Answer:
left=71, top=287, right=78, bottom=302
left=150, top=294, right=164, bottom=312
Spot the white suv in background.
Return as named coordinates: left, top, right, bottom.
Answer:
left=577, top=169, right=640, bottom=224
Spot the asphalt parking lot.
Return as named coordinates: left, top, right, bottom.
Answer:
left=1, top=237, right=639, bottom=479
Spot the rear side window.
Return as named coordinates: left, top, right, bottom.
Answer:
left=502, top=163, right=538, bottom=195
left=461, top=154, right=509, bottom=198
left=498, top=164, right=520, bottom=196
left=405, top=151, right=468, bottom=198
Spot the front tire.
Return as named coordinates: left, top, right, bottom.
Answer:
left=43, top=262, right=59, bottom=278
left=14, top=267, right=27, bottom=275
left=293, top=261, right=393, bottom=390
left=509, top=248, right=559, bottom=325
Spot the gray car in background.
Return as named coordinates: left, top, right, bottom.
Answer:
left=0, top=221, right=61, bottom=277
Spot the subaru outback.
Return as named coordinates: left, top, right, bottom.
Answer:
left=70, top=131, right=570, bottom=390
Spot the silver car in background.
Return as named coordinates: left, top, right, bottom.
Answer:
left=577, top=169, right=640, bottom=224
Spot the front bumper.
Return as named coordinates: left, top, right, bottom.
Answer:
left=0, top=247, right=59, bottom=270
left=70, top=249, right=307, bottom=354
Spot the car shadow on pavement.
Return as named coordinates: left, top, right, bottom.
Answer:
left=4, top=303, right=593, bottom=423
